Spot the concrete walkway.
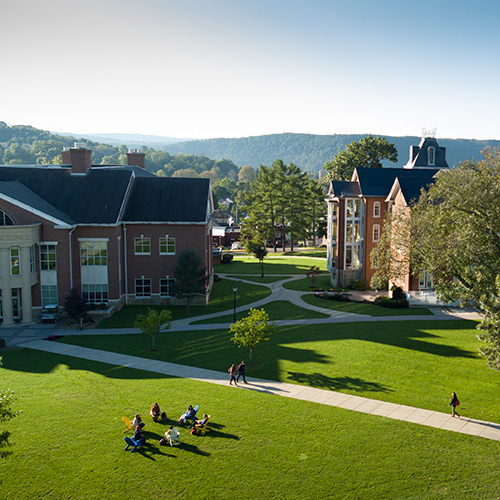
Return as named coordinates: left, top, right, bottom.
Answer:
left=17, top=338, right=500, bottom=443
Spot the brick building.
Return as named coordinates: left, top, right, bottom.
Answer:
left=326, top=136, right=449, bottom=294
left=0, top=143, right=214, bottom=324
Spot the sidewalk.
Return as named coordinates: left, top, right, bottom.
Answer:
left=17, top=338, right=500, bottom=443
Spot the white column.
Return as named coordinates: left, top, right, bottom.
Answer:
left=20, top=246, right=33, bottom=324
left=0, top=248, right=13, bottom=325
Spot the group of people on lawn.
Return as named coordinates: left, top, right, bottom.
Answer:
left=129, top=403, right=209, bottom=447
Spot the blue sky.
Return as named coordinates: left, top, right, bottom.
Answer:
left=2, top=0, right=500, bottom=139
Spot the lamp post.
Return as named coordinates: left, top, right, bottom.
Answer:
left=260, top=246, right=265, bottom=278
left=232, top=285, right=238, bottom=322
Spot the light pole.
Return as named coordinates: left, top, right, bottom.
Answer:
left=232, top=285, right=238, bottom=322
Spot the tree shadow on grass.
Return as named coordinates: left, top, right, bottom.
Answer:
left=286, top=371, right=393, bottom=393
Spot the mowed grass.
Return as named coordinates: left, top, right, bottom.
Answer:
left=191, top=300, right=329, bottom=324
left=282, top=273, right=334, bottom=291
left=98, top=279, right=271, bottom=328
left=59, top=320, right=500, bottom=423
left=215, top=254, right=327, bottom=275
left=301, top=294, right=433, bottom=316
left=1, top=349, right=499, bottom=499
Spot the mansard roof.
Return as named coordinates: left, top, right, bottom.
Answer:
left=0, top=164, right=211, bottom=225
left=404, top=137, right=449, bottom=169
left=353, top=167, right=439, bottom=197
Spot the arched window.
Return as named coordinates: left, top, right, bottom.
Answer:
left=428, top=147, right=435, bottom=166
left=0, top=210, right=14, bottom=226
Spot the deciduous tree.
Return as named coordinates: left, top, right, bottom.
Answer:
left=134, top=309, right=172, bottom=352
left=373, top=148, right=500, bottom=368
left=0, top=357, right=17, bottom=459
left=228, top=308, right=277, bottom=365
left=324, top=136, right=398, bottom=181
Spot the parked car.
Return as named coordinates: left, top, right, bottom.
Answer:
left=41, top=304, right=59, bottom=323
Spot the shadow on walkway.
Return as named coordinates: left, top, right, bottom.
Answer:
left=286, top=371, right=393, bottom=393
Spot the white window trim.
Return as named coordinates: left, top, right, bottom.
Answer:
left=159, top=236, right=176, bottom=255
left=373, top=224, right=380, bottom=243
left=134, top=237, right=151, bottom=255
left=373, top=201, right=381, bottom=218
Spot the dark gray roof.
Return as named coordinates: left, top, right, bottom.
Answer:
left=0, top=181, right=75, bottom=224
left=396, top=176, right=436, bottom=205
left=0, top=165, right=210, bottom=225
left=330, top=181, right=361, bottom=198
left=122, top=177, right=210, bottom=223
left=355, top=167, right=439, bottom=197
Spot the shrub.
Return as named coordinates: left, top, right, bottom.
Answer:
left=391, top=286, right=406, bottom=301
left=221, top=254, right=234, bottom=264
left=350, top=279, right=368, bottom=291
left=0, top=338, right=5, bottom=349
left=375, top=296, right=409, bottom=308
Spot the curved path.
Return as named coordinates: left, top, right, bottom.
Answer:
left=1, top=274, right=491, bottom=442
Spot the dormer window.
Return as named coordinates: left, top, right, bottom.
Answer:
left=428, top=147, right=435, bottom=166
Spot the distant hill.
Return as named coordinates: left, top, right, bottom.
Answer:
left=164, top=133, right=500, bottom=174
left=56, top=132, right=194, bottom=149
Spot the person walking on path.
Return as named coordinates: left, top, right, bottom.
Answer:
left=237, top=360, right=247, bottom=384
left=450, top=392, right=460, bottom=418
left=228, top=363, right=238, bottom=386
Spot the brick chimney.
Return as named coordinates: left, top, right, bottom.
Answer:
left=127, top=149, right=146, bottom=169
left=61, top=142, right=92, bottom=173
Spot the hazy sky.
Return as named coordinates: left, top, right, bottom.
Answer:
left=2, top=0, right=500, bottom=140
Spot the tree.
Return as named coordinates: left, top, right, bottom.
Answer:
left=228, top=308, right=277, bottom=365
left=173, top=250, right=208, bottom=314
left=134, top=308, right=172, bottom=352
left=0, top=357, right=17, bottom=459
left=373, top=148, right=500, bottom=368
left=238, top=165, right=255, bottom=184
left=306, top=266, right=321, bottom=287
left=324, top=136, right=398, bottom=181
left=245, top=239, right=267, bottom=278
left=64, top=289, right=87, bottom=329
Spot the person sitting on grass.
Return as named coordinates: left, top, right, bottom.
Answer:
left=150, top=402, right=161, bottom=422
left=133, top=413, right=145, bottom=429
left=189, top=414, right=209, bottom=429
left=177, top=405, right=196, bottom=424
left=133, top=425, right=145, bottom=445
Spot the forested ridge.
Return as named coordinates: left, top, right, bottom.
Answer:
left=0, top=122, right=240, bottom=181
left=3, top=121, right=500, bottom=178
left=166, top=133, right=500, bottom=174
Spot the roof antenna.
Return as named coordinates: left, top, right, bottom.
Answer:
left=422, top=127, right=437, bottom=138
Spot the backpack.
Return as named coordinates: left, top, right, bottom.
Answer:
left=190, top=427, right=197, bottom=435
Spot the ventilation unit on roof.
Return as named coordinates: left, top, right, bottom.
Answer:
left=73, top=141, right=88, bottom=149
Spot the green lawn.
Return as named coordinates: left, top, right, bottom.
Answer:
left=191, top=300, right=330, bottom=324
left=282, top=274, right=334, bottom=291
left=1, top=349, right=498, bottom=499
left=98, top=279, right=271, bottom=328
left=301, top=293, right=433, bottom=316
left=215, top=254, right=327, bottom=275
left=226, top=275, right=289, bottom=283
left=59, top=319, right=500, bottom=423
